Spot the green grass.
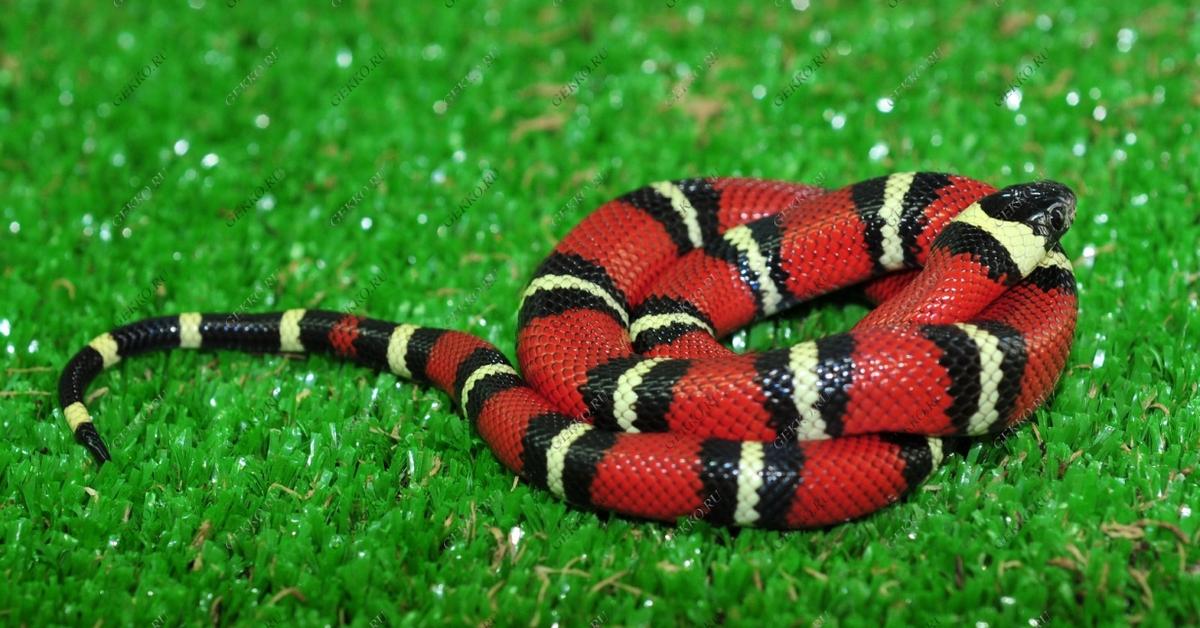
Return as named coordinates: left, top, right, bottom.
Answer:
left=2, top=1, right=1198, bottom=625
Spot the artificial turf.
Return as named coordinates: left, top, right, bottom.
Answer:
left=2, top=1, right=1198, bottom=625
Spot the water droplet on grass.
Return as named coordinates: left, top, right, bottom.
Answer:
left=1092, top=105, right=1107, bottom=121
left=201, top=153, right=219, bottom=168
left=1117, top=28, right=1137, bottom=53
left=868, top=142, right=889, bottom=161
left=1092, top=349, right=1106, bottom=368
left=336, top=49, right=353, bottom=68
left=1081, top=244, right=1097, bottom=267
left=1003, top=89, right=1022, bottom=111
left=1066, top=91, right=1080, bottom=106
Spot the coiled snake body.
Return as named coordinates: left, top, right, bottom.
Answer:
left=58, top=173, right=1078, bottom=529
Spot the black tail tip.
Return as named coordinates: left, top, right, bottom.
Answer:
left=74, top=423, right=113, bottom=466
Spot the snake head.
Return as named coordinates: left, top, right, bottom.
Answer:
left=979, top=180, right=1077, bottom=243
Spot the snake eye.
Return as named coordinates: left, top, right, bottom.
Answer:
left=1040, top=201, right=1070, bottom=234
left=1048, top=207, right=1065, bottom=232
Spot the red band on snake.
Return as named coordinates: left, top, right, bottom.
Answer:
left=57, top=173, right=1078, bottom=529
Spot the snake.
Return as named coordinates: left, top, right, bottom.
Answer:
left=57, top=173, right=1078, bottom=529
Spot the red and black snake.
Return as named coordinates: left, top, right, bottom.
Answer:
left=58, top=173, right=1078, bottom=529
